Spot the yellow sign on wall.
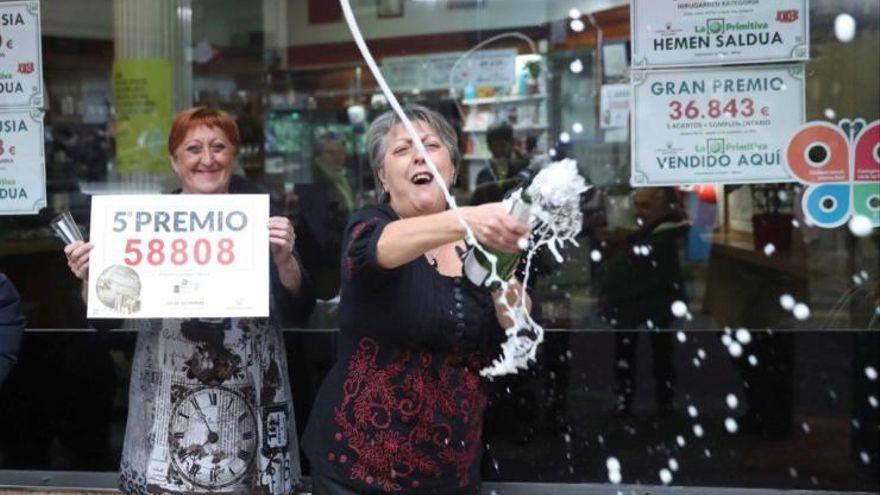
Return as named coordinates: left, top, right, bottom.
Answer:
left=113, top=59, right=173, bottom=172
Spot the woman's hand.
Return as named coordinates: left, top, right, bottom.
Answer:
left=268, top=216, right=296, bottom=265
left=463, top=203, right=528, bottom=254
left=64, top=241, right=93, bottom=281
left=268, top=217, right=303, bottom=294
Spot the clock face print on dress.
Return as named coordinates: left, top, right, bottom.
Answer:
left=168, top=386, right=258, bottom=489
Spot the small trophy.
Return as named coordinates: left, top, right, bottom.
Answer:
left=50, top=211, right=84, bottom=245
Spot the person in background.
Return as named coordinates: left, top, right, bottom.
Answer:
left=63, top=107, right=315, bottom=494
left=303, top=105, right=531, bottom=495
left=598, top=187, right=689, bottom=416
left=471, top=121, right=531, bottom=206
left=0, top=273, right=25, bottom=389
left=294, top=131, right=355, bottom=300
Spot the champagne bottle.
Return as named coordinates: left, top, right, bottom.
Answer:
left=462, top=188, right=532, bottom=289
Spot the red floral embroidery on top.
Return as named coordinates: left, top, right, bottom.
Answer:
left=344, top=217, right=384, bottom=280
left=331, top=337, right=486, bottom=493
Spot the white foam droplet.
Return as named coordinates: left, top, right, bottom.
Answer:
left=849, top=215, right=873, bottom=237
left=789, top=467, right=798, bottom=478
left=866, top=366, right=878, bottom=381
left=590, top=249, right=602, bottom=262
left=735, top=329, right=752, bottom=345
left=606, top=457, right=621, bottom=472
left=676, top=435, right=686, bottom=447
left=869, top=396, right=878, bottom=408
left=668, top=458, right=679, bottom=471
left=687, top=405, right=698, bottom=418
left=724, top=417, right=738, bottom=433
left=721, top=334, right=733, bottom=347
left=779, top=294, right=795, bottom=311
left=517, top=237, right=529, bottom=250
left=569, top=59, right=583, bottom=74
left=559, top=131, right=571, bottom=143
left=693, top=424, right=704, bottom=437
left=671, top=301, right=688, bottom=318
left=860, top=451, right=871, bottom=464
left=676, top=331, right=687, bottom=343
left=763, top=243, right=776, bottom=256
left=728, top=341, right=743, bottom=358
left=697, top=348, right=706, bottom=359
left=802, top=422, right=811, bottom=433
left=748, top=355, right=758, bottom=366
left=692, top=357, right=701, bottom=367
left=834, top=13, right=857, bottom=43
left=572, top=122, right=584, bottom=134
left=608, top=470, right=622, bottom=484
left=726, top=393, right=739, bottom=409
left=824, top=108, right=836, bottom=120
left=704, top=448, right=712, bottom=458
left=793, top=303, right=811, bottom=321
left=568, top=8, right=581, bottom=19
left=659, top=468, right=673, bottom=485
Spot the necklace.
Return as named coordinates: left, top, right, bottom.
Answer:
left=426, top=247, right=441, bottom=268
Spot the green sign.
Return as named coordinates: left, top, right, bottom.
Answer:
left=113, top=59, right=173, bottom=172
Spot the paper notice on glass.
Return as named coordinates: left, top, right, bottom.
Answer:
left=0, top=1, right=44, bottom=109
left=631, top=64, right=804, bottom=186
left=600, top=84, right=631, bottom=129
left=0, top=108, right=45, bottom=215
left=87, top=194, right=270, bottom=318
left=631, top=0, right=808, bottom=69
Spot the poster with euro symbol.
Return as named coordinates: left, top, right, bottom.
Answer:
left=87, top=194, right=269, bottom=318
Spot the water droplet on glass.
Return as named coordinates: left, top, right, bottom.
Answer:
left=676, top=435, right=686, bottom=447
left=823, top=108, right=836, bottom=120
left=793, top=303, right=811, bottom=320
left=704, top=448, right=712, bottom=458
left=721, top=334, right=733, bottom=347
left=668, top=458, right=679, bottom=471
left=834, top=13, right=857, bottom=42
left=671, top=301, right=688, bottom=318
left=697, top=348, right=706, bottom=359
left=791, top=218, right=800, bottom=228
left=763, top=243, right=776, bottom=256
left=735, top=329, right=752, bottom=345
left=692, top=357, right=701, bottom=367
left=865, top=366, right=878, bottom=381
left=802, top=422, right=811, bottom=433
left=848, top=215, right=873, bottom=237
left=687, top=405, right=698, bottom=418
left=559, top=131, right=571, bottom=143
left=748, top=354, right=759, bottom=366
left=860, top=451, right=871, bottom=464
left=569, top=59, right=583, bottom=74
left=693, top=424, right=704, bottom=437
left=728, top=341, right=743, bottom=358
left=726, top=393, right=739, bottom=409
left=572, top=122, right=584, bottom=134
left=779, top=294, right=795, bottom=310
left=868, top=395, right=878, bottom=408
left=724, top=417, right=738, bottom=433
left=569, top=8, right=581, bottom=19
left=659, top=468, right=673, bottom=485
left=676, top=331, right=687, bottom=343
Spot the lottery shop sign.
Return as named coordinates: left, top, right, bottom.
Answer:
left=87, top=194, right=269, bottom=318
left=631, top=64, right=804, bottom=186
left=631, top=0, right=808, bottom=69
left=0, top=1, right=43, bottom=108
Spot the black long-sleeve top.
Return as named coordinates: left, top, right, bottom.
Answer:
left=303, top=204, right=504, bottom=495
left=0, top=273, right=25, bottom=387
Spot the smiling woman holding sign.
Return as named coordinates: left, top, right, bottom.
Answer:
left=63, top=107, right=315, bottom=495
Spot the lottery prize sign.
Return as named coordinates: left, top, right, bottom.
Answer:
left=631, top=64, right=805, bottom=186
left=87, top=194, right=269, bottom=319
left=631, top=0, right=808, bottom=69
left=0, top=1, right=43, bottom=109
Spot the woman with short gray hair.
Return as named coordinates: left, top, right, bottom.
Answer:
left=303, top=105, right=533, bottom=495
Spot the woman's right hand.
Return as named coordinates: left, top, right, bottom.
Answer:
left=64, top=241, right=94, bottom=281
left=462, top=203, right=529, bottom=254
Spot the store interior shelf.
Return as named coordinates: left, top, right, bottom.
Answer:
left=463, top=124, right=548, bottom=133
left=462, top=93, right=547, bottom=106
